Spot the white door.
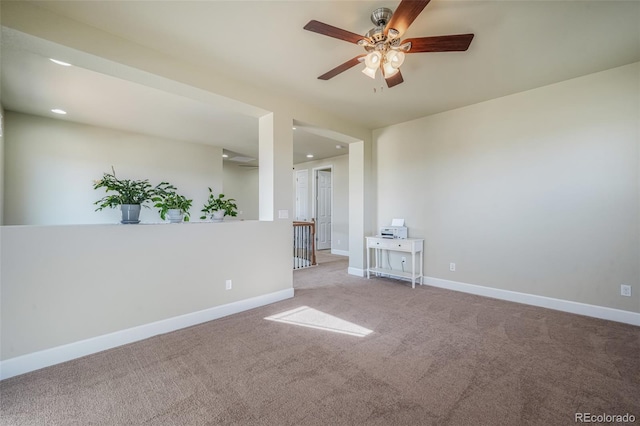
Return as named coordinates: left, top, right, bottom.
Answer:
left=295, top=170, right=308, bottom=221
left=316, top=169, right=332, bottom=250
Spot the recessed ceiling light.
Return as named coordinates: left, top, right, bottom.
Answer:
left=292, top=127, right=297, bottom=130
left=306, top=154, right=314, bottom=158
left=50, top=58, right=72, bottom=66
left=51, top=109, right=67, bottom=115
left=222, top=154, right=229, bottom=158
left=336, top=145, right=343, bottom=149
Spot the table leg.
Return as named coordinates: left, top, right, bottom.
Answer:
left=411, top=251, right=416, bottom=289
left=420, top=250, right=424, bottom=285
left=366, top=246, right=370, bottom=279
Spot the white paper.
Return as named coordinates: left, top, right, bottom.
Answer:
left=391, top=218, right=405, bottom=226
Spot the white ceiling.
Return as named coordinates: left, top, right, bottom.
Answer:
left=2, top=1, right=639, bottom=164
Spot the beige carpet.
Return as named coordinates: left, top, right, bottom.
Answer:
left=1, top=253, right=639, bottom=425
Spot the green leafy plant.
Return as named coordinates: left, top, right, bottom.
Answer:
left=200, top=188, right=238, bottom=219
left=152, top=184, right=193, bottom=221
left=93, top=166, right=164, bottom=211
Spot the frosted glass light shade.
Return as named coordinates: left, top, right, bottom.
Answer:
left=386, top=50, right=405, bottom=69
left=383, top=62, right=399, bottom=77
left=362, top=66, right=377, bottom=79
left=364, top=51, right=382, bottom=69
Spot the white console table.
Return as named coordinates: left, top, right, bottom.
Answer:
left=366, top=236, right=424, bottom=289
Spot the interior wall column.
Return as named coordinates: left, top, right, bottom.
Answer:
left=348, top=137, right=374, bottom=275
left=258, top=112, right=293, bottom=222
left=0, top=106, right=5, bottom=225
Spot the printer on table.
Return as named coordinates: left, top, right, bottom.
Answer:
left=379, top=218, right=408, bottom=239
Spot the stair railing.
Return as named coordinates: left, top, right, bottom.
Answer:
left=293, top=219, right=317, bottom=269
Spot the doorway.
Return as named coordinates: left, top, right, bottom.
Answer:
left=314, top=167, right=332, bottom=250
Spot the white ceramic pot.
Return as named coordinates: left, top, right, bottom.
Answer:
left=166, top=209, right=183, bottom=223
left=211, top=210, right=225, bottom=222
left=120, top=204, right=141, bottom=224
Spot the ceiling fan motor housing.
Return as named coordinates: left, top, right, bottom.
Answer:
left=365, top=27, right=387, bottom=45
left=366, top=7, right=393, bottom=45
left=370, top=7, right=393, bottom=26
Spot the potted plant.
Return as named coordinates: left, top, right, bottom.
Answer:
left=152, top=183, right=193, bottom=223
left=93, top=167, right=166, bottom=224
left=200, top=188, right=238, bottom=222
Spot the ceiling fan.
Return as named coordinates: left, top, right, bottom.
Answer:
left=303, top=0, right=474, bottom=88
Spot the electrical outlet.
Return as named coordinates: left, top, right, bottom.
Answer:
left=621, top=284, right=631, bottom=297
left=225, top=279, right=232, bottom=290
left=401, top=256, right=406, bottom=263
left=449, top=263, right=456, bottom=272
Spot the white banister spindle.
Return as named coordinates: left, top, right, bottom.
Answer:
left=292, top=220, right=317, bottom=270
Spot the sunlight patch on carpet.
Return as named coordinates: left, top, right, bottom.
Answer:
left=265, top=306, right=373, bottom=337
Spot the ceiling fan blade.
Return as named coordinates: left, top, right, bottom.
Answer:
left=385, top=0, right=430, bottom=37
left=404, top=34, right=474, bottom=52
left=318, top=55, right=366, bottom=80
left=385, top=70, right=404, bottom=88
left=304, top=20, right=365, bottom=44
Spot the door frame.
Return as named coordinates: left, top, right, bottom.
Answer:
left=313, top=165, right=333, bottom=250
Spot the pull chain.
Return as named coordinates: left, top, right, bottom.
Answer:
left=373, top=71, right=384, bottom=94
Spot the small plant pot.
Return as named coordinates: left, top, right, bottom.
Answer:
left=166, top=209, right=184, bottom=223
left=211, top=210, right=225, bottom=222
left=121, top=204, right=141, bottom=224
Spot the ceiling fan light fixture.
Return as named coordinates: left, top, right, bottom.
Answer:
left=383, top=62, right=399, bottom=77
left=386, top=50, right=405, bottom=69
left=364, top=51, right=382, bottom=69
left=362, top=65, right=377, bottom=79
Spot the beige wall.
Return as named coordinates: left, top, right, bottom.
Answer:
left=4, top=111, right=223, bottom=225
left=0, top=111, right=296, bottom=368
left=0, top=220, right=291, bottom=359
left=294, top=154, right=349, bottom=254
left=374, top=62, right=640, bottom=313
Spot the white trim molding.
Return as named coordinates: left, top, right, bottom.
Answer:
left=424, top=276, right=640, bottom=327
left=348, top=267, right=366, bottom=277
left=0, top=288, right=294, bottom=381
left=331, top=249, right=349, bottom=257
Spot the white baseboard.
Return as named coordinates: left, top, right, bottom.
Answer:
left=424, top=276, right=640, bottom=327
left=331, top=249, right=349, bottom=257
left=0, top=288, right=294, bottom=381
left=348, top=267, right=366, bottom=277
